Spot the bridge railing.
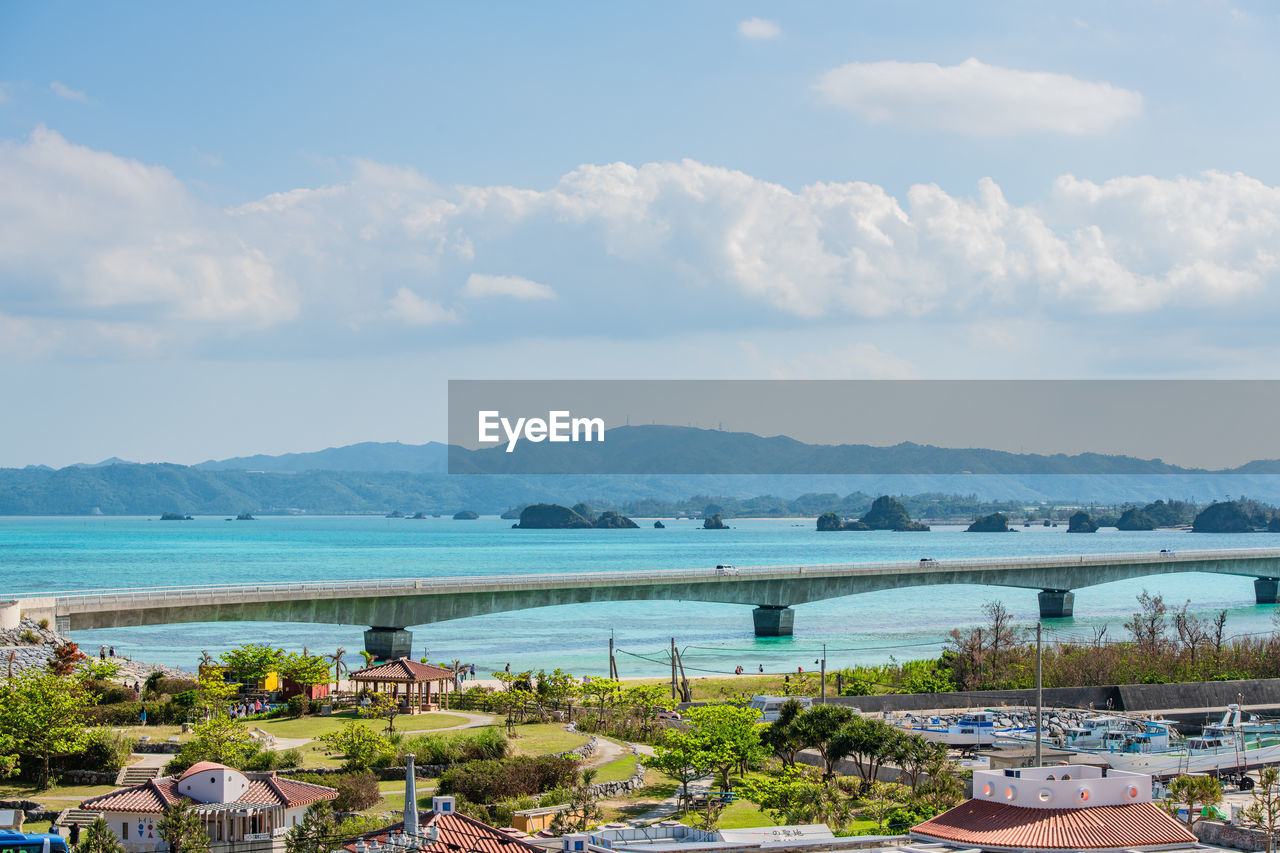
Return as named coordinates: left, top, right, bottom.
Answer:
left=21, top=546, right=1280, bottom=610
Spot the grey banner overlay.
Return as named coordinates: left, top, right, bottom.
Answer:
left=447, top=380, right=1280, bottom=475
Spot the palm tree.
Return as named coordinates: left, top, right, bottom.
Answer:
left=157, top=800, right=210, bottom=853
left=359, top=650, right=374, bottom=668
left=328, top=647, right=348, bottom=689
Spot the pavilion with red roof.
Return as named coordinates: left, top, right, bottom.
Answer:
left=351, top=657, right=456, bottom=713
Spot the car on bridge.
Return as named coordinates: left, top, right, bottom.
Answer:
left=715, top=564, right=739, bottom=575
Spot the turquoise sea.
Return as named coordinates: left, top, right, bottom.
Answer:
left=4, top=516, right=1280, bottom=677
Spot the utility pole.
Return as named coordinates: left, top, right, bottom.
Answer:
left=1035, top=621, right=1043, bottom=768
left=670, top=638, right=677, bottom=700
left=609, top=635, right=618, bottom=680
left=820, top=643, right=827, bottom=704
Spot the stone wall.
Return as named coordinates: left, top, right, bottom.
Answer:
left=1194, top=819, right=1272, bottom=851
left=585, top=759, right=646, bottom=799
left=0, top=799, right=60, bottom=823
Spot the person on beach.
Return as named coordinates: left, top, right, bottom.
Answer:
left=470, top=663, right=476, bottom=679
left=758, top=664, right=763, bottom=673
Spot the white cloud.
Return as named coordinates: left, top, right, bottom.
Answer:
left=815, top=57, right=1142, bottom=135
left=5, top=128, right=1280, bottom=360
left=462, top=273, right=555, bottom=300
left=0, top=127, right=296, bottom=347
left=738, top=18, right=781, bottom=40
left=388, top=288, right=458, bottom=325
left=50, top=81, right=88, bottom=103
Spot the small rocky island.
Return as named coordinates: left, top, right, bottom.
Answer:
left=160, top=512, right=193, bottom=520
left=453, top=510, right=479, bottom=520
left=1116, top=507, right=1156, bottom=530
left=1193, top=501, right=1254, bottom=533
left=966, top=512, right=1016, bottom=532
left=515, top=503, right=639, bottom=529
left=703, top=513, right=728, bottom=529
left=816, top=496, right=928, bottom=532
left=653, top=520, right=665, bottom=528
left=1066, top=511, right=1098, bottom=533
left=235, top=512, right=255, bottom=521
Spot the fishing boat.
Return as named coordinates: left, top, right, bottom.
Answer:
left=898, top=711, right=1030, bottom=747
left=1095, top=705, right=1280, bottom=777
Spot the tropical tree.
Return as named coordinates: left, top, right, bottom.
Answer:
left=358, top=692, right=400, bottom=732
left=358, top=650, right=374, bottom=668
left=918, top=754, right=964, bottom=815
left=328, top=647, right=348, bottom=689
left=157, top=799, right=211, bottom=853
left=1163, top=775, right=1223, bottom=829
left=285, top=801, right=338, bottom=853
left=75, top=818, right=126, bottom=853
left=860, top=781, right=910, bottom=833
left=793, top=704, right=856, bottom=777
left=168, top=715, right=256, bottom=771
left=651, top=728, right=712, bottom=802
left=684, top=704, right=763, bottom=792
left=320, top=721, right=390, bottom=770
left=760, top=699, right=807, bottom=767
left=738, top=766, right=831, bottom=827
left=1242, top=766, right=1280, bottom=853
left=0, top=667, right=95, bottom=787
left=280, top=651, right=331, bottom=692
left=831, top=716, right=904, bottom=783
left=219, top=643, right=284, bottom=683
left=581, top=676, right=623, bottom=724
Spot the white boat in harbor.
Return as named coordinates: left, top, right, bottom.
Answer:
left=1092, top=705, right=1280, bottom=777
left=898, top=711, right=1031, bottom=747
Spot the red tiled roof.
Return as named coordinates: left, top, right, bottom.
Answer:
left=351, top=657, right=455, bottom=682
left=341, top=811, right=544, bottom=853
left=179, top=761, right=226, bottom=782
left=911, top=799, right=1197, bottom=851
left=81, top=772, right=337, bottom=815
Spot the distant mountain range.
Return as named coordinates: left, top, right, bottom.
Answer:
left=2, top=426, right=1277, bottom=515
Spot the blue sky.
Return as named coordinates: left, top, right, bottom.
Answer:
left=3, top=2, right=1280, bottom=466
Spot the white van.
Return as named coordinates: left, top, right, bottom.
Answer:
left=748, top=695, right=813, bottom=722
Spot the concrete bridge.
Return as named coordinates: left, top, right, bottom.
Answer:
left=8, top=547, right=1280, bottom=660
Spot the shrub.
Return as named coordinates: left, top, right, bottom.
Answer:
left=492, top=794, right=540, bottom=828
left=397, top=729, right=508, bottom=768
left=37, top=618, right=49, bottom=629
left=333, top=772, right=381, bottom=811
left=86, top=700, right=185, bottom=727
left=286, top=695, right=307, bottom=717
left=436, top=755, right=578, bottom=804
left=19, top=630, right=40, bottom=645
left=54, top=728, right=131, bottom=775
left=154, top=678, right=198, bottom=696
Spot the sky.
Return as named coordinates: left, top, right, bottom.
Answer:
left=3, top=1, right=1280, bottom=467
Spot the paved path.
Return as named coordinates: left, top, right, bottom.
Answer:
left=583, top=735, right=629, bottom=770
left=129, top=752, right=171, bottom=769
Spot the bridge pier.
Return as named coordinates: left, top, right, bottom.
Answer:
left=753, top=605, right=794, bottom=637
left=1038, top=589, right=1075, bottom=619
left=1256, top=578, right=1280, bottom=604
left=364, top=626, right=413, bottom=662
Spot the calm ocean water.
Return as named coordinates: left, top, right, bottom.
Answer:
left=3, top=515, right=1279, bottom=677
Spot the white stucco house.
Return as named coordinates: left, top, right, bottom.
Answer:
left=79, top=761, right=337, bottom=852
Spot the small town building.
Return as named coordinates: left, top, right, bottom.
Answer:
left=911, top=764, right=1199, bottom=851
left=78, top=761, right=337, bottom=852
left=340, top=795, right=545, bottom=853
left=349, top=657, right=455, bottom=712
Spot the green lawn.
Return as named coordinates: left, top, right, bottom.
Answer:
left=256, top=710, right=468, bottom=738
left=0, top=782, right=119, bottom=803
left=593, top=753, right=641, bottom=784
left=501, top=723, right=589, bottom=756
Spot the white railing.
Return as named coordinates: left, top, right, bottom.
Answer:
left=16, top=547, right=1280, bottom=610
